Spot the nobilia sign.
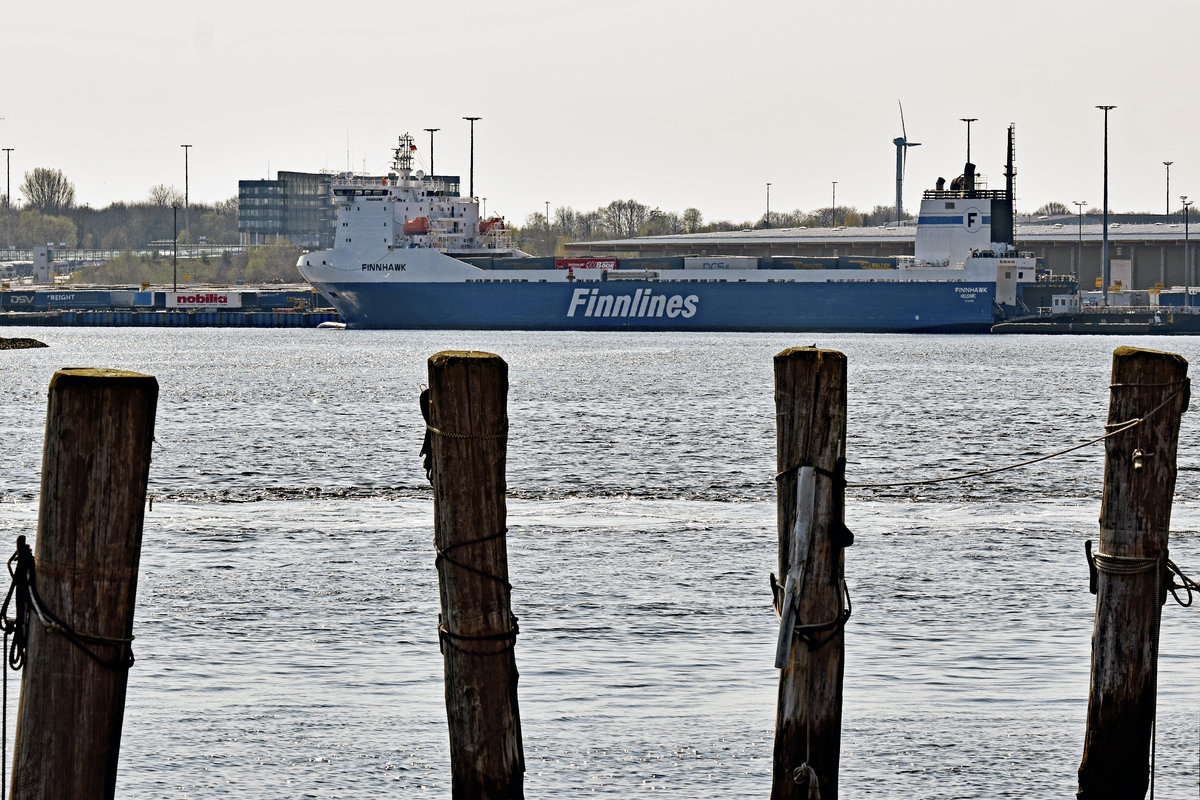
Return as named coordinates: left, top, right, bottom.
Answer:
left=166, top=292, right=243, bottom=309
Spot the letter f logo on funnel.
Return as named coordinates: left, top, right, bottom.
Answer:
left=964, top=207, right=983, bottom=232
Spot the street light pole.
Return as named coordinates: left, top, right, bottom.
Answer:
left=462, top=117, right=481, bottom=198
left=1074, top=200, right=1086, bottom=279
left=765, top=182, right=771, bottom=229
left=180, top=144, right=192, bottom=245
left=172, top=204, right=178, bottom=293
left=424, top=128, right=439, bottom=176
left=1164, top=161, right=1173, bottom=218
left=960, top=118, right=978, bottom=163
left=1096, top=105, right=1116, bottom=306
left=831, top=181, right=837, bottom=226
left=2, top=147, right=12, bottom=250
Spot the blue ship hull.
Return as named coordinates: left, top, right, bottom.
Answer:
left=313, top=279, right=997, bottom=332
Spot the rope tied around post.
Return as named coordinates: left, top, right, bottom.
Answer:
left=0, top=535, right=136, bottom=800
left=434, top=530, right=519, bottom=654
left=438, top=613, right=520, bottom=656
left=772, top=460, right=854, bottom=661
left=792, top=580, right=853, bottom=650
left=436, top=529, right=513, bottom=592
left=1086, top=539, right=1200, bottom=606
left=419, top=387, right=510, bottom=483
left=1083, top=539, right=1200, bottom=800
left=0, top=535, right=134, bottom=672
left=775, top=458, right=854, bottom=547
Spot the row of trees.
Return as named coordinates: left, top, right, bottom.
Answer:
left=510, top=197, right=1145, bottom=256
left=0, top=168, right=239, bottom=250
left=0, top=167, right=302, bottom=285
left=0, top=202, right=240, bottom=251
left=69, top=246, right=303, bottom=285
left=511, top=199, right=914, bottom=256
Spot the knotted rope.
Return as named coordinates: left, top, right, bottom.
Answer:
left=0, top=535, right=135, bottom=800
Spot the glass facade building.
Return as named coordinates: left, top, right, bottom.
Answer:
left=238, top=171, right=335, bottom=248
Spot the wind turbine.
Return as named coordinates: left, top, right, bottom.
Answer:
left=893, top=101, right=921, bottom=225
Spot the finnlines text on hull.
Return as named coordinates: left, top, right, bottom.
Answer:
left=567, top=288, right=699, bottom=319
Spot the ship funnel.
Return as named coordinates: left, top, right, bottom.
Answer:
left=963, top=162, right=976, bottom=195
left=936, top=177, right=945, bottom=191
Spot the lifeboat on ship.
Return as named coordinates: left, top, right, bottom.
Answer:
left=479, top=217, right=505, bottom=234
left=403, top=216, right=430, bottom=235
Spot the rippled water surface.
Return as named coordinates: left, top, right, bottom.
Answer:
left=2, top=328, right=1200, bottom=798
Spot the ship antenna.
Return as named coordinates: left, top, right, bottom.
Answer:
left=392, top=133, right=415, bottom=176
left=991, top=123, right=1017, bottom=247
left=1005, top=122, right=1017, bottom=204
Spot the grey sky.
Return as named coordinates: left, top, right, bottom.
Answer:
left=4, top=0, right=1197, bottom=225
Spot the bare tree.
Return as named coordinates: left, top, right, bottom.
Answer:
left=581, top=211, right=603, bottom=239
left=148, top=184, right=184, bottom=207
left=1033, top=201, right=1071, bottom=217
left=20, top=167, right=75, bottom=216
left=640, top=210, right=684, bottom=236
left=683, top=208, right=703, bottom=233
left=601, top=199, right=649, bottom=238
left=553, top=206, right=579, bottom=238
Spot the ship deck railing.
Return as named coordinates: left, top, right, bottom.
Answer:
left=1058, top=304, right=1200, bottom=317
left=922, top=189, right=1010, bottom=200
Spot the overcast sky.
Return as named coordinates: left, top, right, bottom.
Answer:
left=4, top=1, right=1198, bottom=225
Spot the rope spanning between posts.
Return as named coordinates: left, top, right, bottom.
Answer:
left=833, top=379, right=1190, bottom=489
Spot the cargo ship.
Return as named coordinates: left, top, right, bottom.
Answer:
left=297, top=129, right=1042, bottom=332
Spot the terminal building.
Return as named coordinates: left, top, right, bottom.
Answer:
left=238, top=171, right=336, bottom=249
left=566, top=214, right=1200, bottom=293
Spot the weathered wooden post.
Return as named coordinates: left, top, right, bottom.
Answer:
left=424, top=351, right=523, bottom=799
left=1077, top=346, right=1189, bottom=800
left=771, top=347, right=849, bottom=800
left=11, top=368, right=158, bottom=800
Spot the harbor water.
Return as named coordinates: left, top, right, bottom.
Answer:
left=2, top=328, right=1200, bottom=798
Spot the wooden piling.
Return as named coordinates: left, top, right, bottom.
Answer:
left=771, top=347, right=848, bottom=800
left=11, top=368, right=158, bottom=800
left=425, top=351, right=523, bottom=800
left=1077, top=346, right=1189, bottom=800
